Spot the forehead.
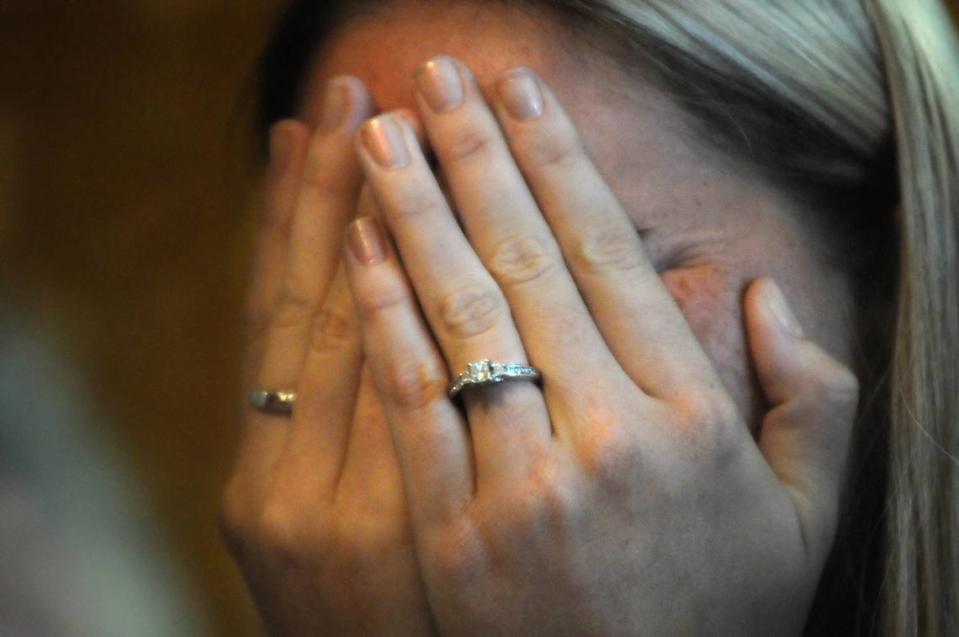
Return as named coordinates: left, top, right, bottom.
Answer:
left=301, top=1, right=616, bottom=121
left=297, top=0, right=744, bottom=242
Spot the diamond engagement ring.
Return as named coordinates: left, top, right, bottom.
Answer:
left=447, top=359, right=542, bottom=399
left=248, top=390, right=297, bottom=416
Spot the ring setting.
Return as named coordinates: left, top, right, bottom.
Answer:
left=447, top=359, right=541, bottom=399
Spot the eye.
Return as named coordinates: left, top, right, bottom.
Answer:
left=637, top=227, right=697, bottom=274
left=635, top=227, right=669, bottom=273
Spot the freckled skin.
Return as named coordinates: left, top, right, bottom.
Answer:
left=302, top=0, right=858, bottom=432
left=663, top=265, right=764, bottom=433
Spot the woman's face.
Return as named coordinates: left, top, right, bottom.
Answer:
left=299, top=0, right=858, bottom=432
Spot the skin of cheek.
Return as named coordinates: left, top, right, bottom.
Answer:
left=661, top=265, right=765, bottom=435
left=658, top=232, right=858, bottom=437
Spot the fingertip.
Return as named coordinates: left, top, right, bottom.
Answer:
left=747, top=276, right=861, bottom=400
left=269, top=118, right=310, bottom=141
left=338, top=75, right=378, bottom=129
left=765, top=279, right=805, bottom=339
left=268, top=119, right=308, bottom=173
left=263, top=120, right=310, bottom=225
left=744, top=278, right=803, bottom=407
left=309, top=74, right=376, bottom=135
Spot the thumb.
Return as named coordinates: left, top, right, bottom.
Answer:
left=744, top=277, right=860, bottom=558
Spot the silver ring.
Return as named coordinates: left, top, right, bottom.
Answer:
left=447, top=359, right=541, bottom=399
left=248, top=390, right=296, bottom=416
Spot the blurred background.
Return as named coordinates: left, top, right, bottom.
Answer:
left=3, top=2, right=959, bottom=636
left=1, top=1, right=280, bottom=634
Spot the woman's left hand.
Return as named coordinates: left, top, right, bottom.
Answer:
left=343, top=56, right=860, bottom=634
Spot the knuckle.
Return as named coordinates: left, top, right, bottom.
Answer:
left=354, top=286, right=408, bottom=321
left=524, top=129, right=581, bottom=171
left=299, top=155, right=327, bottom=190
left=676, top=390, right=739, bottom=430
left=300, top=153, right=353, bottom=198
left=271, top=279, right=320, bottom=329
left=487, top=234, right=560, bottom=288
left=577, top=425, right=641, bottom=492
left=571, top=222, right=644, bottom=275
left=671, top=391, right=744, bottom=467
left=434, top=521, right=485, bottom=583
left=389, top=189, right=445, bottom=222
left=437, top=285, right=505, bottom=340
left=243, top=302, right=271, bottom=348
left=300, top=156, right=333, bottom=191
left=244, top=280, right=277, bottom=338
left=257, top=499, right=322, bottom=565
left=523, top=455, right=575, bottom=525
left=385, top=357, right=449, bottom=410
left=258, top=203, right=294, bottom=239
left=308, top=304, right=357, bottom=355
left=443, top=127, right=495, bottom=164
left=815, top=363, right=860, bottom=406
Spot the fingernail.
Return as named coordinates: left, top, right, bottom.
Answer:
left=765, top=280, right=804, bottom=338
left=361, top=115, right=411, bottom=168
left=268, top=122, right=295, bottom=174
left=416, top=56, right=464, bottom=113
left=320, top=77, right=350, bottom=133
left=347, top=217, right=388, bottom=265
left=497, top=68, right=544, bottom=121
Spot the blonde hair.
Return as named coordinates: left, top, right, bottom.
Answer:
left=870, top=2, right=959, bottom=633
left=541, top=0, right=958, bottom=633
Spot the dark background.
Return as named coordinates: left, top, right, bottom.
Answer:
left=1, top=2, right=278, bottom=633
left=2, top=2, right=957, bottom=635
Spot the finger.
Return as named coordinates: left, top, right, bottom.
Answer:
left=491, top=67, right=723, bottom=406
left=338, top=364, right=406, bottom=513
left=337, top=187, right=408, bottom=501
left=358, top=181, right=384, bottom=225
left=356, top=111, right=552, bottom=485
left=270, top=266, right=363, bottom=501
left=344, top=216, right=473, bottom=530
left=394, top=107, right=427, bottom=151
left=240, top=77, right=372, bottom=520
left=256, top=76, right=372, bottom=391
left=413, top=56, right=632, bottom=437
left=243, top=120, right=310, bottom=387
left=263, top=184, right=380, bottom=502
left=745, top=278, right=859, bottom=564
left=229, top=121, right=309, bottom=520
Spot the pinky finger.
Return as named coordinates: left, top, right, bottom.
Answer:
left=228, top=121, right=309, bottom=520
left=343, top=216, right=474, bottom=531
left=244, top=120, right=310, bottom=383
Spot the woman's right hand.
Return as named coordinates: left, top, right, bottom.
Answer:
left=219, top=77, right=436, bottom=636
